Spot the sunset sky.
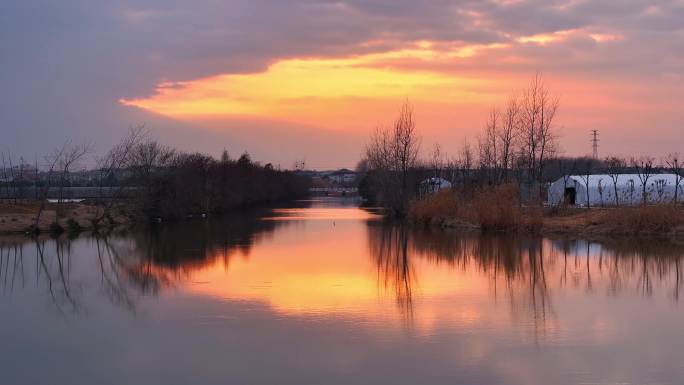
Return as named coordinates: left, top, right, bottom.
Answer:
left=2, top=1, right=684, bottom=169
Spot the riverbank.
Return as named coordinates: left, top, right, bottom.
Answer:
left=541, top=206, right=684, bottom=239
left=0, top=201, right=131, bottom=234
left=409, top=189, right=684, bottom=240
left=0, top=195, right=312, bottom=235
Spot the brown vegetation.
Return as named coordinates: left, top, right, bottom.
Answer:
left=411, top=188, right=684, bottom=238
left=410, top=184, right=542, bottom=232
left=0, top=201, right=130, bottom=234
left=544, top=206, right=684, bottom=237
left=408, top=190, right=470, bottom=227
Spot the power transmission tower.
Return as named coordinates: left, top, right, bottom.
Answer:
left=591, top=129, right=599, bottom=159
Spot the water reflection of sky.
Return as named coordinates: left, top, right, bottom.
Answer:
left=1, top=198, right=684, bottom=385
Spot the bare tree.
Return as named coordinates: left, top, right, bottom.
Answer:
left=631, top=156, right=655, bottom=205
left=654, top=178, right=667, bottom=203
left=56, top=142, right=92, bottom=203
left=445, top=157, right=459, bottom=185
left=458, top=138, right=474, bottom=191
left=129, top=140, right=175, bottom=181
left=394, top=102, right=420, bottom=203
left=365, top=101, right=420, bottom=215
left=605, top=156, right=626, bottom=206
left=97, top=126, right=147, bottom=182
left=293, top=159, right=306, bottom=171
left=1, top=152, right=5, bottom=199
left=597, top=179, right=605, bottom=207
left=128, top=139, right=176, bottom=213
left=1, top=151, right=19, bottom=203
left=577, top=157, right=595, bottom=208
left=8, top=154, right=17, bottom=203
left=17, top=157, right=27, bottom=203
left=1, top=151, right=12, bottom=201
left=517, top=73, right=560, bottom=202
left=478, top=107, right=500, bottom=184
left=429, top=143, right=444, bottom=179
left=33, top=145, right=68, bottom=229
left=498, top=95, right=519, bottom=182
left=665, top=153, right=684, bottom=205
left=92, top=126, right=147, bottom=227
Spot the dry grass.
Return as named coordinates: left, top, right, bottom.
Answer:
left=0, top=201, right=130, bottom=234
left=409, top=190, right=468, bottom=226
left=582, top=206, right=684, bottom=235
left=543, top=205, right=684, bottom=237
left=410, top=184, right=540, bottom=232
left=472, top=184, right=522, bottom=231
left=410, top=185, right=684, bottom=237
left=609, top=205, right=684, bottom=234
left=0, top=201, right=38, bottom=215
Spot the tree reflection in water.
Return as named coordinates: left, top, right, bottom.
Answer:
left=1, top=210, right=683, bottom=322
left=367, top=225, right=415, bottom=325
left=0, top=208, right=295, bottom=314
left=367, top=224, right=684, bottom=333
left=367, top=226, right=555, bottom=332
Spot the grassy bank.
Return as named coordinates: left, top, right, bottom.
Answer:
left=543, top=205, right=684, bottom=238
left=0, top=201, right=131, bottom=234
left=409, top=185, right=684, bottom=239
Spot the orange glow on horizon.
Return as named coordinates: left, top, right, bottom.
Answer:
left=120, top=42, right=509, bottom=130
left=517, top=28, right=624, bottom=45
left=120, top=32, right=637, bottom=141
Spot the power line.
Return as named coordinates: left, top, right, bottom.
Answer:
left=591, top=129, right=599, bottom=159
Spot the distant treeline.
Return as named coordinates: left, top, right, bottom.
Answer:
left=126, top=149, right=310, bottom=219
left=2, top=127, right=311, bottom=225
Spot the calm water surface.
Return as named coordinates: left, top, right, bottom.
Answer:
left=1, top=198, right=684, bottom=385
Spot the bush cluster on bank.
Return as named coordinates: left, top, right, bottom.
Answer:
left=409, top=184, right=542, bottom=232
left=128, top=151, right=310, bottom=220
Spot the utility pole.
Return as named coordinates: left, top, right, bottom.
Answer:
left=591, top=129, right=599, bottom=159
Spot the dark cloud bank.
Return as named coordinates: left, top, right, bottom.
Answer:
left=1, top=1, right=683, bottom=167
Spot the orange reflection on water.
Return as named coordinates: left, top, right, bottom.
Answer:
left=184, top=215, right=391, bottom=314
left=104, top=203, right=684, bottom=339
left=178, top=208, right=499, bottom=334
left=3, top=201, right=683, bottom=344
left=261, top=207, right=381, bottom=221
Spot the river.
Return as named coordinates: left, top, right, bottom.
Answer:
left=1, top=197, right=683, bottom=385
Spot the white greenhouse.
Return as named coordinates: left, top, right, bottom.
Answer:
left=547, top=174, right=684, bottom=207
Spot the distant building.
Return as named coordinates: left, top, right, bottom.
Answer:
left=548, top=174, right=684, bottom=207
left=328, top=169, right=356, bottom=184
left=304, top=168, right=357, bottom=186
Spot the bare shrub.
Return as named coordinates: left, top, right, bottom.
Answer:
left=473, top=184, right=521, bottom=231
left=409, top=190, right=463, bottom=226
left=609, top=206, right=684, bottom=235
